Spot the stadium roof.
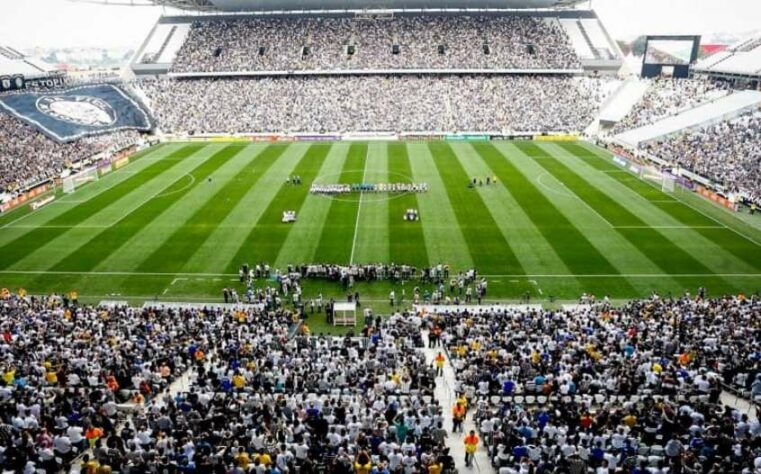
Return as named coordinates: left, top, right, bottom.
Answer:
left=148, top=0, right=585, bottom=12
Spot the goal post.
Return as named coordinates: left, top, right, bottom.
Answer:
left=62, top=167, right=99, bottom=194
left=637, top=163, right=677, bottom=193
left=662, top=175, right=676, bottom=193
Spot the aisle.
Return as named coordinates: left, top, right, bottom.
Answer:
left=422, top=331, right=495, bottom=474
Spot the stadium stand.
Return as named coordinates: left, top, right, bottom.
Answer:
left=611, top=78, right=731, bottom=134
left=0, top=114, right=142, bottom=193
left=614, top=89, right=761, bottom=148
left=169, top=16, right=582, bottom=73
left=140, top=75, right=611, bottom=134
left=643, top=110, right=761, bottom=201
left=431, top=293, right=761, bottom=474
left=2, top=292, right=760, bottom=473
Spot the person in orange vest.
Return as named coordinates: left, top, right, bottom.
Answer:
left=452, top=401, right=465, bottom=433
left=85, top=426, right=104, bottom=449
left=434, top=352, right=445, bottom=377
left=464, top=430, right=479, bottom=467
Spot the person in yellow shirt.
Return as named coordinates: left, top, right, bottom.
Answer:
left=622, top=413, right=637, bottom=427
left=257, top=451, right=272, bottom=467
left=354, top=451, right=372, bottom=474
left=2, top=368, right=15, bottom=385
left=456, top=345, right=467, bottom=358
left=82, top=454, right=99, bottom=474
left=46, top=370, right=58, bottom=385
left=233, top=373, right=246, bottom=390
left=235, top=448, right=250, bottom=470
left=428, top=461, right=443, bottom=474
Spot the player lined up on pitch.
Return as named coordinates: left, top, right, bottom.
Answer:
left=310, top=182, right=429, bottom=195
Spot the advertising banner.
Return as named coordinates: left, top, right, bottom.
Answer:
left=534, top=134, right=578, bottom=142
left=696, top=186, right=737, bottom=211
left=0, top=183, right=52, bottom=213
left=295, top=135, right=340, bottom=141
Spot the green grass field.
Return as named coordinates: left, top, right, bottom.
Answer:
left=2, top=139, right=761, bottom=312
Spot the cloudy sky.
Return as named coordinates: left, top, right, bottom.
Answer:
left=0, top=0, right=759, bottom=50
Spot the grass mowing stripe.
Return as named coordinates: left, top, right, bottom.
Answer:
left=349, top=143, right=390, bottom=264
left=387, top=143, right=427, bottom=267
left=135, top=145, right=286, bottom=273
left=473, top=142, right=636, bottom=297
left=45, top=145, right=242, bottom=274
left=563, top=142, right=761, bottom=270
left=427, top=141, right=523, bottom=275
left=407, top=144, right=473, bottom=271
left=520, top=142, right=732, bottom=290
left=183, top=144, right=308, bottom=274
left=559, top=143, right=714, bottom=227
left=273, top=144, right=350, bottom=268
left=546, top=144, right=758, bottom=275
left=0, top=145, right=201, bottom=270
left=227, top=143, right=332, bottom=271
left=313, top=143, right=369, bottom=263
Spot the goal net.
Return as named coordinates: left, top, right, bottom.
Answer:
left=639, top=164, right=663, bottom=184
left=62, top=167, right=99, bottom=194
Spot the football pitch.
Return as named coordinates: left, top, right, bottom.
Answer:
left=2, top=139, right=761, bottom=308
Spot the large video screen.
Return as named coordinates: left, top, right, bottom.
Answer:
left=644, top=39, right=698, bottom=65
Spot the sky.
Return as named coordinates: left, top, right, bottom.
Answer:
left=0, top=0, right=759, bottom=50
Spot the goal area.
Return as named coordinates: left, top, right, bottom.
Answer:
left=62, top=167, right=99, bottom=194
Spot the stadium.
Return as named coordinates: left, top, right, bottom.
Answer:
left=1, top=0, right=761, bottom=472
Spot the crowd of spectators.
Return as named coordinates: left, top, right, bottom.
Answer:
left=0, top=113, right=142, bottom=194
left=171, top=16, right=581, bottom=73
left=0, top=293, right=457, bottom=474
left=249, top=263, right=479, bottom=287
left=612, top=78, right=730, bottom=134
left=140, top=75, right=611, bottom=134
left=424, top=293, right=761, bottom=473
left=3, top=285, right=761, bottom=474
left=643, top=111, right=761, bottom=201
